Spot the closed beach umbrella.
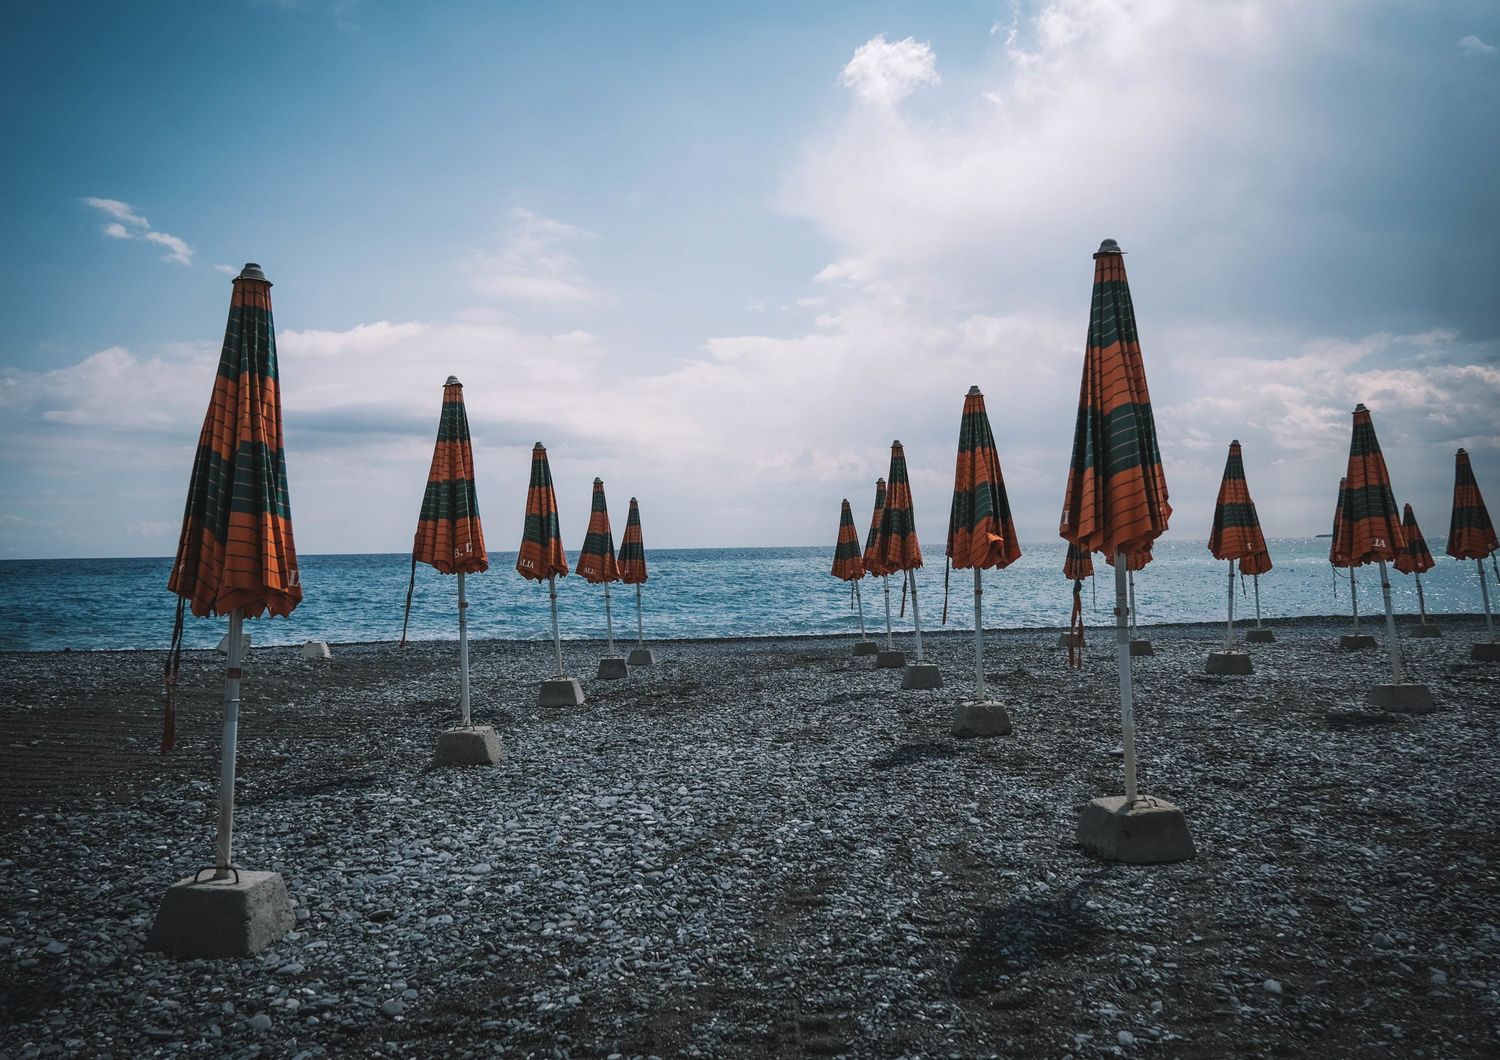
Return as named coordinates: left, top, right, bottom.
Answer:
left=1328, top=476, right=1360, bottom=632
left=618, top=497, right=650, bottom=654
left=1447, top=448, right=1499, bottom=643
left=862, top=477, right=895, bottom=650
left=875, top=441, right=928, bottom=662
left=1059, top=239, right=1174, bottom=822
left=946, top=386, right=1022, bottom=701
left=830, top=499, right=869, bottom=644
left=164, top=262, right=302, bottom=876
left=576, top=478, right=622, bottom=657
left=1063, top=542, right=1093, bottom=668
left=516, top=443, right=570, bottom=677
left=1207, top=440, right=1271, bottom=646
left=1339, top=404, right=1408, bottom=683
left=400, top=377, right=488, bottom=727
left=1395, top=503, right=1436, bottom=629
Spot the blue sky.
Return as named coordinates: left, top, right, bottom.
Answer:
left=2, top=0, right=1497, bottom=559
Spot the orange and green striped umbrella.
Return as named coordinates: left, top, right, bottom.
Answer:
left=1208, top=440, right=1270, bottom=567
left=618, top=498, right=648, bottom=584
left=1104, top=544, right=1153, bottom=572
left=576, top=478, right=620, bottom=584
left=1329, top=477, right=1352, bottom=568
left=1063, top=542, right=1092, bottom=669
left=516, top=443, right=568, bottom=581
left=876, top=441, right=923, bottom=574
left=1064, top=542, right=1094, bottom=581
left=1059, top=239, right=1172, bottom=561
left=1338, top=404, right=1405, bottom=565
left=862, top=477, right=888, bottom=577
left=1446, top=448, right=1497, bottom=561
left=946, top=386, right=1021, bottom=571
left=411, top=377, right=488, bottom=576
left=831, top=499, right=864, bottom=581
left=1394, top=503, right=1435, bottom=576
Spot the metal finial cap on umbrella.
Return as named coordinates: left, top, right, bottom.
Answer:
left=446, top=375, right=462, bottom=387
left=1354, top=403, right=1367, bottom=412
left=594, top=477, right=603, bottom=484
left=968, top=385, right=981, bottom=395
left=236, top=263, right=269, bottom=283
left=1458, top=447, right=1468, bottom=456
left=1096, top=239, right=1122, bottom=255
left=1231, top=438, right=1240, bottom=445
left=534, top=442, right=544, bottom=449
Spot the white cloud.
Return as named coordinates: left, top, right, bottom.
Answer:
left=465, top=207, right=597, bottom=304
left=1459, top=35, right=1495, bottom=55
left=80, top=197, right=194, bottom=266
left=213, top=264, right=238, bottom=275
left=838, top=35, right=939, bottom=107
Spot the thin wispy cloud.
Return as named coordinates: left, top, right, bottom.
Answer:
left=1458, top=34, right=1495, bottom=56
left=466, top=207, right=598, bottom=305
left=80, top=197, right=194, bottom=266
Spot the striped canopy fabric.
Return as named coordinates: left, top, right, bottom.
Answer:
left=1447, top=448, right=1498, bottom=560
left=1064, top=542, right=1094, bottom=581
left=411, top=377, right=488, bottom=576
left=576, top=478, right=620, bottom=584
left=862, top=478, right=889, bottom=577
left=1059, top=240, right=1171, bottom=560
left=168, top=264, right=302, bottom=621
left=875, top=442, right=923, bottom=573
left=831, top=499, right=865, bottom=581
left=1105, top=544, right=1153, bottom=572
left=1338, top=404, right=1405, bottom=565
left=1208, top=440, right=1271, bottom=569
left=618, top=498, right=648, bottom=584
left=947, top=386, right=1022, bottom=571
left=516, top=443, right=569, bottom=581
left=1329, top=477, right=1352, bottom=569
left=1394, top=503, right=1436, bottom=575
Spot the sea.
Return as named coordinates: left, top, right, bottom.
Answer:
left=0, top=539, right=1493, bottom=653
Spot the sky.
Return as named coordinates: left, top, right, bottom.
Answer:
left=1, top=0, right=1497, bottom=560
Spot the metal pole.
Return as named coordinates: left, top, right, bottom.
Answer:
left=1253, top=573, right=1263, bottom=628
left=548, top=574, right=564, bottom=677
left=882, top=575, right=894, bottom=650
left=1379, top=559, right=1402, bottom=684
left=973, top=566, right=985, bottom=702
left=1115, top=555, right=1137, bottom=805
left=635, top=583, right=645, bottom=647
left=854, top=580, right=867, bottom=639
left=1480, top=558, right=1495, bottom=639
left=1415, top=571, right=1428, bottom=625
left=214, top=608, right=244, bottom=876
left=1225, top=560, right=1235, bottom=650
left=1350, top=566, right=1359, bottom=633
left=1128, top=568, right=1138, bottom=638
left=458, top=571, right=471, bottom=728
left=604, top=582, right=616, bottom=656
left=909, top=571, right=924, bottom=663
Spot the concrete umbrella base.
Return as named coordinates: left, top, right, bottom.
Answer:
left=147, top=869, right=294, bottom=959
left=435, top=725, right=504, bottom=766
left=1472, top=642, right=1500, bottom=662
left=851, top=640, right=879, bottom=657
left=900, top=663, right=942, bottom=690
left=1077, top=795, right=1195, bottom=864
left=1245, top=628, right=1276, bottom=643
left=538, top=677, right=585, bottom=708
left=1340, top=634, right=1377, bottom=650
left=875, top=650, right=906, bottom=669
left=1205, top=651, right=1253, bottom=676
left=627, top=648, right=656, bottom=666
left=1057, top=631, right=1082, bottom=649
left=1129, top=639, right=1154, bottom=657
left=1367, top=683, right=1438, bottom=714
left=596, top=657, right=629, bottom=681
left=951, top=701, right=1012, bottom=738
left=1407, top=624, right=1441, bottom=639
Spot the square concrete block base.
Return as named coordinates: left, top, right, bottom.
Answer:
left=1077, top=795, right=1195, bottom=864
left=435, top=725, right=504, bottom=766
left=1341, top=634, right=1377, bottom=650
left=596, top=656, right=629, bottom=680
left=875, top=649, right=906, bottom=669
left=147, top=870, right=294, bottom=958
left=538, top=677, right=585, bottom=707
left=216, top=632, right=251, bottom=655
left=1473, top=642, right=1500, bottom=662
left=627, top=648, right=656, bottom=666
left=1057, top=631, right=1082, bottom=648
left=951, top=701, right=1012, bottom=738
left=901, top=663, right=942, bottom=690
left=1129, top=639, right=1154, bottom=657
left=1245, top=628, right=1276, bottom=643
left=1205, top=650, right=1253, bottom=675
left=851, top=640, right=879, bottom=657
left=1367, top=683, right=1437, bottom=713
left=300, top=640, right=332, bottom=659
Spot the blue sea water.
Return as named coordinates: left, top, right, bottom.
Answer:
left=0, top=540, right=1493, bottom=652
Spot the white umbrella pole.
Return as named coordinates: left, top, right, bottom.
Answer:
left=854, top=580, right=867, bottom=639
left=634, top=583, right=645, bottom=647
left=458, top=571, right=471, bottom=728
left=604, top=581, right=616, bottom=656
left=1414, top=571, right=1428, bottom=625
left=909, top=571, right=924, bottom=663
left=1115, top=555, right=1138, bottom=805
left=1253, top=573, right=1263, bottom=628
left=214, top=608, right=244, bottom=875
left=882, top=575, right=894, bottom=650
left=1378, top=559, right=1402, bottom=684
left=973, top=567, right=985, bottom=702
left=548, top=574, right=564, bottom=677
left=1350, top=566, right=1359, bottom=633
left=1128, top=568, right=1138, bottom=638
left=1480, top=558, right=1495, bottom=639
left=1225, top=560, right=1235, bottom=650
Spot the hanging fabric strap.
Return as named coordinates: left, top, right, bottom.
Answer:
left=1068, top=580, right=1085, bottom=670
left=161, top=595, right=187, bottom=754
left=899, top=570, right=909, bottom=618
left=1091, top=574, right=1097, bottom=614
left=1331, top=563, right=1338, bottom=600
left=849, top=582, right=856, bottom=610
left=399, top=551, right=419, bottom=648
left=941, top=556, right=950, bottom=625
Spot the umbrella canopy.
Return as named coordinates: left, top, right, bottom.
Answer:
left=1064, top=542, right=1094, bottom=581
left=1208, top=440, right=1270, bottom=568
left=618, top=497, right=648, bottom=584
left=516, top=443, right=569, bottom=581
left=875, top=442, right=922, bottom=573
left=1059, top=240, right=1171, bottom=559
left=831, top=499, right=865, bottom=581
left=947, top=386, right=1022, bottom=571
left=1394, top=503, right=1436, bottom=576
left=1104, top=545, right=1153, bottom=571
left=576, top=478, right=620, bottom=584
left=1329, top=477, right=1352, bottom=568
left=1337, top=404, right=1405, bottom=565
left=1447, top=448, right=1498, bottom=560
left=862, top=478, right=889, bottom=577
left=411, top=377, right=488, bottom=576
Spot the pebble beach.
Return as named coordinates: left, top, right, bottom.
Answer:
left=2, top=618, right=1499, bottom=1057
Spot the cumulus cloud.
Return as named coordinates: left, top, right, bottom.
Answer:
left=1458, top=35, right=1495, bottom=55
left=838, top=35, right=939, bottom=107
left=80, top=197, right=194, bottom=265
left=465, top=208, right=598, bottom=304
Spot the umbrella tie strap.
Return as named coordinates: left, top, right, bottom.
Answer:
left=899, top=570, right=908, bottom=618
left=941, top=556, right=950, bottom=625
left=1068, top=580, right=1085, bottom=670
left=161, top=595, right=187, bottom=755
left=399, top=550, right=419, bottom=648
left=849, top=582, right=855, bottom=611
